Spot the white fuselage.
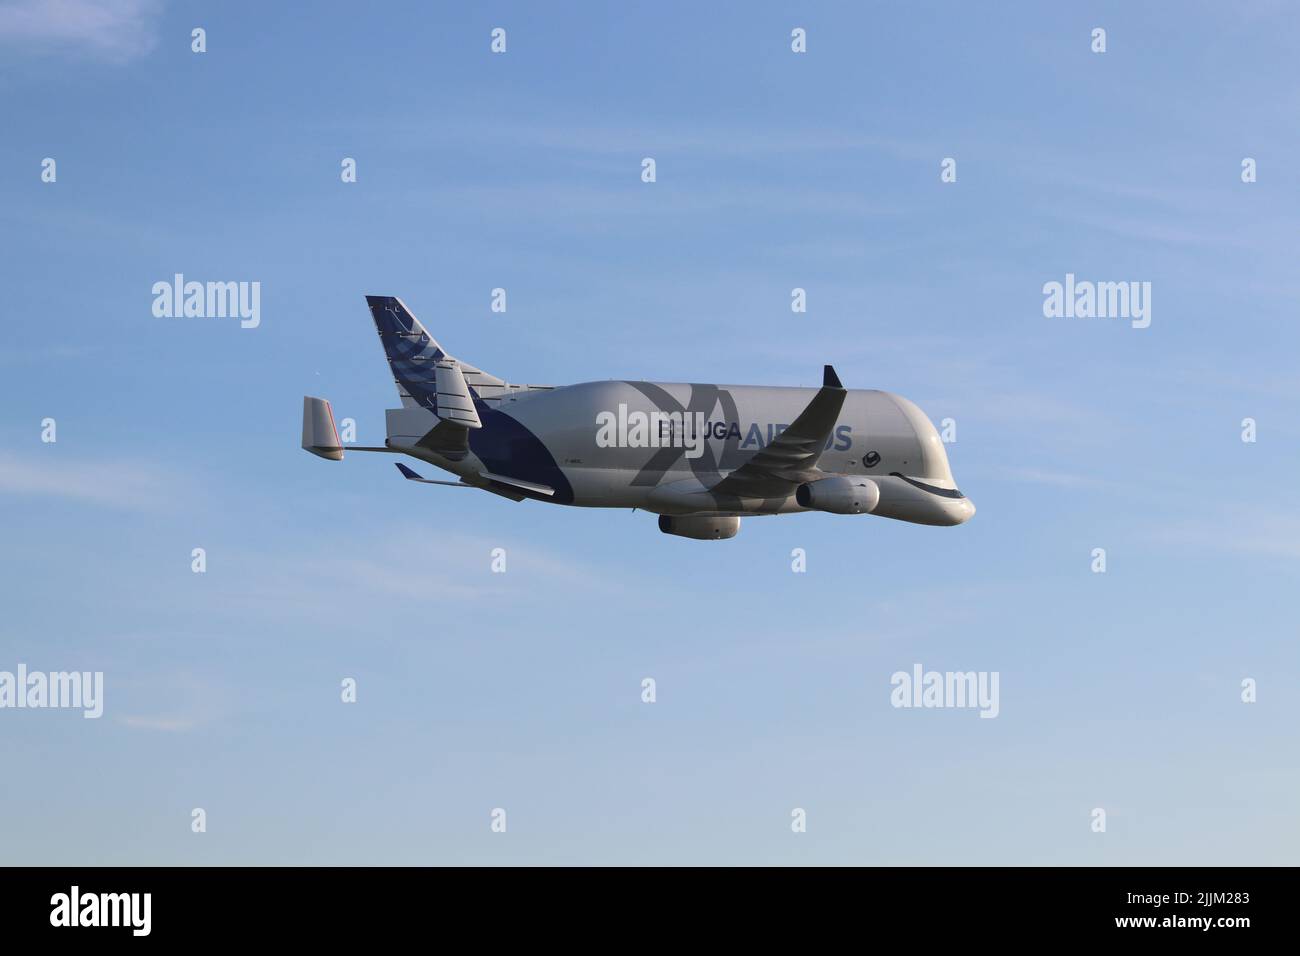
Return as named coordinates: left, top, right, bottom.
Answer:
left=387, top=381, right=974, bottom=527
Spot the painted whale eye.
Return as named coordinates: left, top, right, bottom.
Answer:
left=863, top=451, right=881, bottom=467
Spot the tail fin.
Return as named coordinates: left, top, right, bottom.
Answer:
left=364, top=295, right=504, bottom=409
left=365, top=295, right=445, bottom=408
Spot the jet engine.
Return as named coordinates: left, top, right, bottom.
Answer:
left=795, top=476, right=880, bottom=515
left=658, top=515, right=741, bottom=540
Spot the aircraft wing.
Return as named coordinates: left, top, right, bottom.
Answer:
left=707, top=365, right=847, bottom=499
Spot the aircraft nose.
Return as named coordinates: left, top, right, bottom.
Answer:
left=948, top=496, right=975, bottom=525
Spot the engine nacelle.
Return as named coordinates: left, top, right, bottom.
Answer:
left=795, top=476, right=880, bottom=515
left=658, top=515, right=740, bottom=540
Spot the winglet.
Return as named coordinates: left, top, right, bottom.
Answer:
left=395, top=462, right=424, bottom=481
left=823, top=364, right=843, bottom=389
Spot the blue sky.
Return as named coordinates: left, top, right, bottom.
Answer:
left=1, top=0, right=1297, bottom=864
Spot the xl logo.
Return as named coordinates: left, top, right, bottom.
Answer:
left=621, top=382, right=855, bottom=489
left=624, top=382, right=740, bottom=486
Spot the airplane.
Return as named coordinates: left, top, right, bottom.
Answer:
left=301, top=296, right=974, bottom=539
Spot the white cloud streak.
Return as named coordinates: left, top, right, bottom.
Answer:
left=0, top=0, right=164, bottom=63
left=0, top=451, right=181, bottom=510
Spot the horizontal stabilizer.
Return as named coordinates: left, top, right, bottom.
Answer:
left=394, top=463, right=473, bottom=487
left=481, top=471, right=555, bottom=497
left=393, top=462, right=554, bottom=497
left=302, top=396, right=343, bottom=460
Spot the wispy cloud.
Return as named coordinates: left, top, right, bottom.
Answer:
left=0, top=345, right=94, bottom=366
left=999, top=468, right=1120, bottom=490
left=126, top=527, right=631, bottom=624
left=1047, top=208, right=1256, bottom=250
left=111, top=670, right=224, bottom=733
left=1144, top=510, right=1300, bottom=561
left=280, top=528, right=621, bottom=601
left=0, top=451, right=183, bottom=510
left=0, top=0, right=164, bottom=63
left=116, top=714, right=194, bottom=732
left=316, top=110, right=933, bottom=162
